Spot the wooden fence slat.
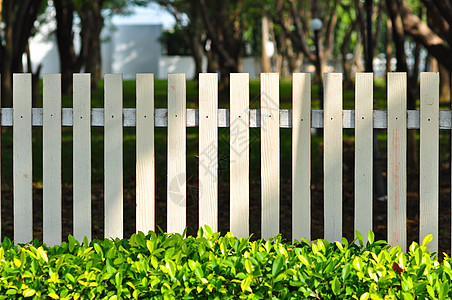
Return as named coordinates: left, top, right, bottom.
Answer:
left=354, top=73, right=373, bottom=242
left=387, top=72, right=407, bottom=251
left=199, top=73, right=218, bottom=232
left=104, top=74, right=123, bottom=239
left=230, top=73, right=249, bottom=238
left=292, top=73, right=311, bottom=241
left=324, top=73, right=343, bottom=242
left=43, top=74, right=62, bottom=246
left=0, top=74, right=2, bottom=241
left=420, top=72, right=439, bottom=252
left=167, top=74, right=186, bottom=234
left=261, top=73, right=280, bottom=240
left=136, top=74, right=155, bottom=234
left=73, top=74, right=91, bottom=241
left=13, top=74, right=33, bottom=244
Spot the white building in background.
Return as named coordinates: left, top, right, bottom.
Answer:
left=29, top=23, right=260, bottom=79
left=103, top=24, right=163, bottom=78
left=29, top=24, right=164, bottom=79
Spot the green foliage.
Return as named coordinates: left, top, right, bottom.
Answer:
left=0, top=228, right=450, bottom=299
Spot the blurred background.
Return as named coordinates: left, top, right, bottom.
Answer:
left=0, top=0, right=451, bottom=105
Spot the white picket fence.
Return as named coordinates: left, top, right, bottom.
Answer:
left=2, top=72, right=446, bottom=253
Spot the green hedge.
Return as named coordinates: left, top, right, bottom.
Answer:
left=0, top=227, right=450, bottom=299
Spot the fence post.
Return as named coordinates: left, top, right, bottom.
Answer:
left=420, top=72, right=439, bottom=252
left=354, top=73, right=373, bottom=242
left=43, top=74, right=62, bottom=246
left=292, top=73, right=311, bottom=241
left=199, top=73, right=219, bottom=232
left=136, top=74, right=155, bottom=234
left=324, top=73, right=343, bottom=242
left=13, top=74, right=33, bottom=244
left=230, top=73, right=250, bottom=238
left=387, top=72, right=407, bottom=251
left=104, top=74, right=123, bottom=239
left=73, top=74, right=92, bottom=242
left=261, top=73, right=280, bottom=240
left=167, top=74, right=186, bottom=234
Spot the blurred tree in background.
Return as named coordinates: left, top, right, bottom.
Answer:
left=54, top=0, right=150, bottom=94
left=0, top=0, right=46, bottom=106
left=0, top=0, right=452, bottom=102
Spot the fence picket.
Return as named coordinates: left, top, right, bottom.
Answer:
left=43, top=74, right=62, bottom=246
left=354, top=73, right=373, bottom=242
left=324, top=73, right=343, bottom=242
left=420, top=72, right=439, bottom=252
left=199, top=74, right=219, bottom=232
left=3, top=72, right=450, bottom=249
left=167, top=74, right=186, bottom=234
left=73, top=74, right=91, bottom=241
left=292, top=73, right=311, bottom=241
left=261, top=73, right=280, bottom=240
left=387, top=72, right=407, bottom=252
left=13, top=74, right=33, bottom=244
left=104, top=74, right=123, bottom=239
left=230, top=73, right=250, bottom=238
left=136, top=74, right=155, bottom=233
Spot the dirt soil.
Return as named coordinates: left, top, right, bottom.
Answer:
left=1, top=137, right=450, bottom=257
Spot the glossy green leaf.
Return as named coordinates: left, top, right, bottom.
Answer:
left=331, top=277, right=340, bottom=295
left=422, top=235, right=433, bottom=247
left=22, top=289, right=36, bottom=298
left=355, top=231, right=364, bottom=247
left=367, top=230, right=375, bottom=245
left=272, top=255, right=285, bottom=277
left=342, top=263, right=351, bottom=281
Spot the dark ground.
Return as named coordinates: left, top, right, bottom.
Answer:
left=1, top=131, right=450, bottom=257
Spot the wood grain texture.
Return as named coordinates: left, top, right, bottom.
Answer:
left=136, top=74, right=155, bottom=234
left=354, top=73, right=373, bottom=242
left=323, top=73, right=343, bottom=242
left=73, top=74, right=92, bottom=241
left=230, top=73, right=249, bottom=238
left=292, top=73, right=311, bottom=241
left=13, top=74, right=33, bottom=244
left=420, top=72, right=439, bottom=252
left=199, top=74, right=218, bottom=232
left=387, top=72, right=407, bottom=252
left=167, top=74, right=186, bottom=234
left=261, top=73, right=280, bottom=240
left=104, top=74, right=123, bottom=239
left=43, top=74, right=62, bottom=246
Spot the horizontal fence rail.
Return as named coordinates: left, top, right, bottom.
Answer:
left=1, top=72, right=446, bottom=255
left=1, top=108, right=452, bottom=129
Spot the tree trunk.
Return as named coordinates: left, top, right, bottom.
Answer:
left=206, top=48, right=219, bottom=73
left=79, top=0, right=104, bottom=89
left=187, top=1, right=205, bottom=80
left=261, top=15, right=271, bottom=73
left=1, top=0, right=14, bottom=107
left=0, top=0, right=44, bottom=106
left=385, top=16, right=394, bottom=73
left=198, top=0, right=244, bottom=95
left=341, top=21, right=359, bottom=88
left=270, top=22, right=283, bottom=74
left=55, top=0, right=79, bottom=94
left=425, top=4, right=450, bottom=101
left=399, top=1, right=452, bottom=72
left=439, top=64, right=450, bottom=102
left=386, top=0, right=418, bottom=167
left=191, top=37, right=204, bottom=79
